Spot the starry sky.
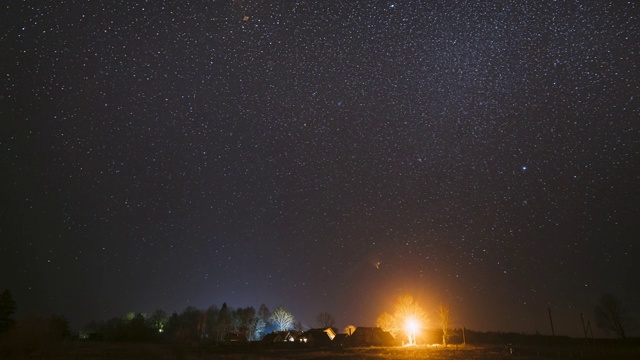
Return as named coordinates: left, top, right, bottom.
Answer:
left=1, top=1, right=638, bottom=337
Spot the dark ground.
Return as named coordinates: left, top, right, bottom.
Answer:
left=1, top=341, right=639, bottom=360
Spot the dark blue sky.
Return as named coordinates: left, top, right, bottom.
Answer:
left=1, top=1, right=638, bottom=336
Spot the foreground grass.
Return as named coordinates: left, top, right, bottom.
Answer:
left=1, top=341, right=639, bottom=360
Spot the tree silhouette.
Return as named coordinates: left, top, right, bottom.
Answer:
left=316, top=312, right=335, bottom=328
left=178, top=306, right=203, bottom=341
left=217, top=303, right=232, bottom=341
left=0, top=289, right=16, bottom=333
left=438, top=304, right=451, bottom=346
left=594, top=293, right=635, bottom=339
left=234, top=306, right=256, bottom=340
left=165, top=312, right=180, bottom=338
left=127, top=313, right=149, bottom=341
left=205, top=305, right=219, bottom=340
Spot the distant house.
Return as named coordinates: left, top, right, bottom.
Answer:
left=332, top=333, right=350, bottom=347
left=344, top=327, right=397, bottom=347
left=262, top=330, right=297, bottom=343
left=225, top=332, right=248, bottom=342
left=296, top=327, right=336, bottom=346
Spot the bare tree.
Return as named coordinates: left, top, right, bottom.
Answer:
left=376, top=312, right=396, bottom=337
left=438, top=304, right=450, bottom=346
left=270, top=307, right=294, bottom=331
left=317, top=312, right=335, bottom=328
left=594, top=293, right=635, bottom=339
left=196, top=310, right=208, bottom=339
left=376, top=295, right=428, bottom=345
left=394, top=295, right=428, bottom=345
left=206, top=305, right=219, bottom=340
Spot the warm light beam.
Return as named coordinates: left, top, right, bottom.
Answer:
left=404, top=317, right=420, bottom=346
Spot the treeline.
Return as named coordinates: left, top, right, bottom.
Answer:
left=82, top=302, right=290, bottom=343
left=433, top=328, right=574, bottom=346
left=428, top=328, right=640, bottom=347
left=1, top=290, right=72, bottom=357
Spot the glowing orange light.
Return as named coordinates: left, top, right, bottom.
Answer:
left=378, top=295, right=429, bottom=346
left=405, top=318, right=419, bottom=333
left=404, top=317, right=420, bottom=346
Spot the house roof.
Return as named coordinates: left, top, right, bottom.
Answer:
left=333, top=333, right=349, bottom=345
left=261, top=330, right=296, bottom=342
left=296, top=328, right=335, bottom=345
left=344, top=327, right=397, bottom=347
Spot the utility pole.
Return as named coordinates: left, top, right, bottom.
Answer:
left=548, top=307, right=555, bottom=336
left=462, top=326, right=466, bottom=346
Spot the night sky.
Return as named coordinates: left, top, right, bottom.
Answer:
left=1, top=1, right=638, bottom=337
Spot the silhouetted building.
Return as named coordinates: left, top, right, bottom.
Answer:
left=225, top=332, right=248, bottom=342
left=262, top=330, right=298, bottom=343
left=332, top=333, right=350, bottom=347
left=344, top=327, right=397, bottom=347
left=296, top=327, right=336, bottom=346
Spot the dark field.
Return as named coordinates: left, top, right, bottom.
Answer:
left=2, top=342, right=639, bottom=360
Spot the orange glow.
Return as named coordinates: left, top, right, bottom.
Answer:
left=405, top=317, right=419, bottom=333
left=378, top=295, right=429, bottom=346
left=404, top=317, right=420, bottom=345
left=394, top=295, right=428, bottom=345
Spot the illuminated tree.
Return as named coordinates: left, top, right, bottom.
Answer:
left=123, top=312, right=137, bottom=322
left=253, top=318, right=266, bottom=341
left=394, top=295, right=427, bottom=345
left=594, top=293, right=635, bottom=339
left=317, top=312, right=336, bottom=328
left=253, top=304, right=270, bottom=340
left=270, top=307, right=294, bottom=331
left=377, top=295, right=428, bottom=345
left=438, top=304, right=450, bottom=346
left=150, top=309, right=168, bottom=333
left=376, top=312, right=397, bottom=337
